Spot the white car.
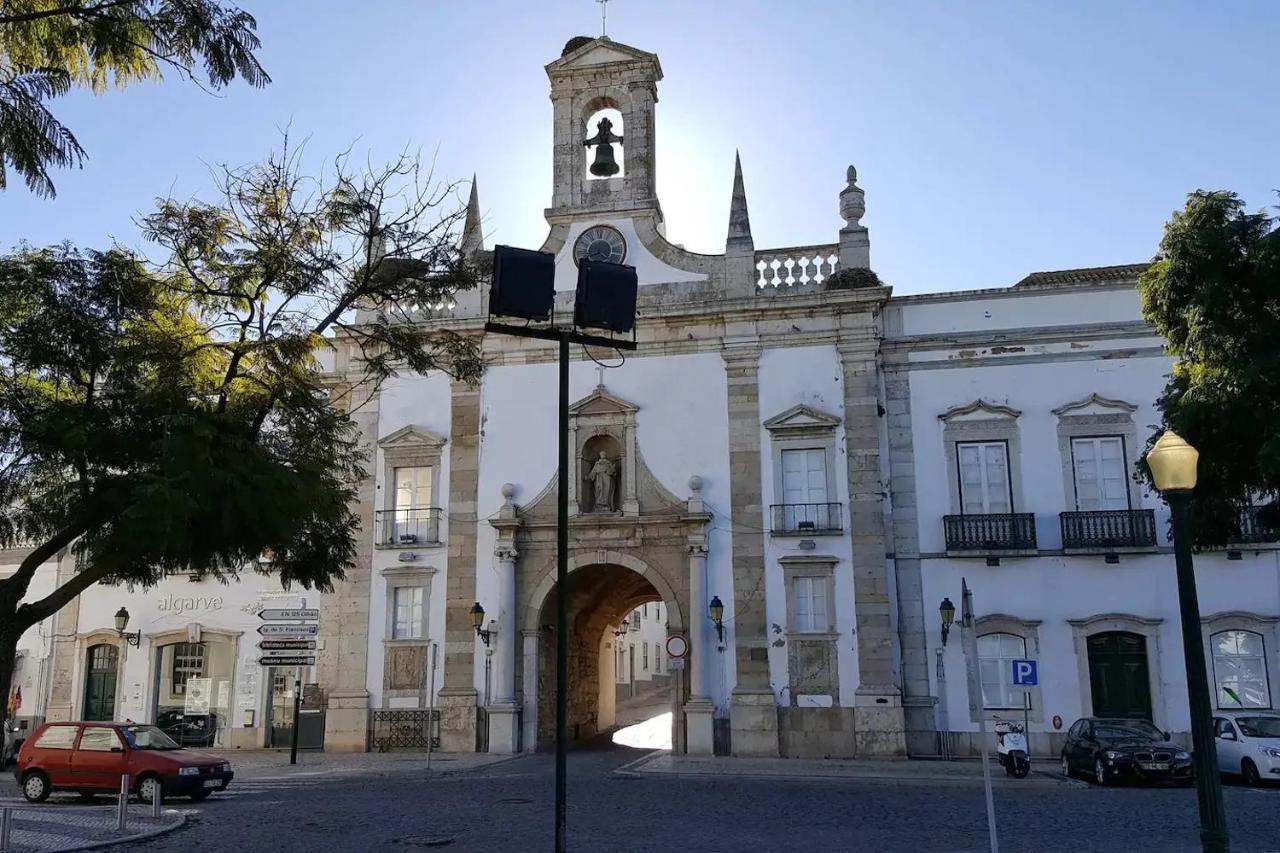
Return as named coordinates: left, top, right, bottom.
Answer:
left=1213, top=711, right=1280, bottom=786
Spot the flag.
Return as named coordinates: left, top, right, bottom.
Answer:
left=7, top=686, right=20, bottom=715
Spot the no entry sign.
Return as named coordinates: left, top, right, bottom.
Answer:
left=665, top=635, right=689, bottom=659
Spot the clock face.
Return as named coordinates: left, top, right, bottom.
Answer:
left=573, top=225, right=627, bottom=266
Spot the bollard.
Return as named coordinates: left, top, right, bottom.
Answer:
left=151, top=786, right=162, bottom=819
left=1, top=806, right=12, bottom=853
left=117, top=774, right=129, bottom=832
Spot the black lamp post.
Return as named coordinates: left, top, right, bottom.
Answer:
left=708, top=596, right=725, bottom=643
left=113, top=607, right=141, bottom=647
left=939, top=597, right=956, bottom=646
left=1147, top=430, right=1229, bottom=853
left=470, top=602, right=493, bottom=647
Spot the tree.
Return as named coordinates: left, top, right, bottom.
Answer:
left=0, top=0, right=269, bottom=197
left=1138, top=190, right=1280, bottom=545
left=0, top=143, right=483, bottom=728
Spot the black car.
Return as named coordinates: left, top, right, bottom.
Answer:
left=1061, top=717, right=1193, bottom=785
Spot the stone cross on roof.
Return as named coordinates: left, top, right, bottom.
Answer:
left=597, top=0, right=609, bottom=37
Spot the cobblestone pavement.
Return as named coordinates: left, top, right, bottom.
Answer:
left=0, top=803, right=181, bottom=852
left=70, top=745, right=1280, bottom=853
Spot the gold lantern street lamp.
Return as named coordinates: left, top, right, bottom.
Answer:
left=1145, top=430, right=1228, bottom=853
left=939, top=597, right=956, bottom=646
left=113, top=606, right=140, bottom=647
left=708, top=596, right=725, bottom=643
left=470, top=602, right=493, bottom=648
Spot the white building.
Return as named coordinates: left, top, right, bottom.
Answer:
left=17, top=34, right=1278, bottom=760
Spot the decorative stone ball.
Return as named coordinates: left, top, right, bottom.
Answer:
left=501, top=482, right=517, bottom=500
left=688, top=475, right=704, bottom=493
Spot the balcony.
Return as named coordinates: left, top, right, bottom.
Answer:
left=1060, top=509, right=1157, bottom=551
left=771, top=503, right=843, bottom=535
left=1233, top=506, right=1280, bottom=545
left=375, top=508, right=442, bottom=547
left=943, top=513, right=1037, bottom=553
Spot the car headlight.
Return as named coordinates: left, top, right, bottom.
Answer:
left=1262, top=747, right=1280, bottom=759
left=1104, top=751, right=1123, bottom=760
left=178, top=767, right=200, bottom=776
left=1174, top=751, right=1190, bottom=760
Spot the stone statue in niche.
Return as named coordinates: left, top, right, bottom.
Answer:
left=586, top=451, right=618, bottom=512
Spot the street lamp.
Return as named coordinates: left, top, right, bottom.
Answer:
left=708, top=596, right=725, bottom=644
left=939, top=597, right=956, bottom=646
left=113, top=607, right=140, bottom=647
left=470, top=602, right=493, bottom=648
left=1146, top=430, right=1229, bottom=853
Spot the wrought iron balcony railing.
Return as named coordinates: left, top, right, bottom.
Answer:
left=770, top=503, right=843, bottom=534
left=1234, top=505, right=1280, bottom=544
left=943, top=513, right=1037, bottom=551
left=1060, top=509, right=1157, bottom=549
left=375, top=507, right=442, bottom=546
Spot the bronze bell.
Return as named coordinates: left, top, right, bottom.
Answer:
left=585, top=117, right=623, bottom=178
left=589, top=142, right=620, bottom=177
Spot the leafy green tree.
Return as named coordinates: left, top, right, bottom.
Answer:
left=0, top=0, right=268, bottom=197
left=0, top=144, right=482, bottom=726
left=1138, top=190, right=1280, bottom=544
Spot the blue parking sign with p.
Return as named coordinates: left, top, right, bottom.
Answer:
left=1011, top=659, right=1038, bottom=686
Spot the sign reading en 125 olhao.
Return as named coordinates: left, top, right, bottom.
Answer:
left=258, top=608, right=320, bottom=621
left=257, top=623, right=319, bottom=637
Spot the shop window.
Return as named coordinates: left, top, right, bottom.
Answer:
left=154, top=638, right=234, bottom=748
left=1212, top=630, right=1271, bottom=709
left=171, top=643, right=205, bottom=695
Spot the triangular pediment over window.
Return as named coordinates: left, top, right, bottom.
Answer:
left=1051, top=393, right=1137, bottom=417
left=763, top=404, right=841, bottom=436
left=378, top=424, right=447, bottom=451
left=568, top=388, right=639, bottom=418
left=938, top=400, right=1021, bottom=423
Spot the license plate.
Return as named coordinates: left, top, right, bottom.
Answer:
left=202, top=779, right=221, bottom=788
left=1140, top=762, right=1169, bottom=771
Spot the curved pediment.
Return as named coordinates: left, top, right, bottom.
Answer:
left=938, top=400, right=1021, bottom=423
left=1051, top=393, right=1137, bottom=417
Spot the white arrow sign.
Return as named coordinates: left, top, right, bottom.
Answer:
left=258, top=608, right=320, bottom=621
left=257, top=623, right=319, bottom=637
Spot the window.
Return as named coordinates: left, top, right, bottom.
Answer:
left=781, top=449, right=828, bottom=506
left=617, top=646, right=626, bottom=681
left=1071, top=436, right=1129, bottom=511
left=394, top=466, right=432, bottom=511
left=392, top=586, right=425, bottom=640
left=630, top=610, right=640, bottom=628
left=34, top=725, right=78, bottom=749
left=792, top=576, right=829, bottom=633
left=656, top=645, right=664, bottom=673
left=957, top=441, right=1011, bottom=514
left=642, top=603, right=648, bottom=618
left=1212, top=630, right=1270, bottom=709
left=642, top=643, right=649, bottom=672
left=78, top=727, right=122, bottom=752
left=171, top=643, right=205, bottom=696
left=978, top=633, right=1029, bottom=709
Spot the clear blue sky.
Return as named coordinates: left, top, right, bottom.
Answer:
left=1, top=1, right=1276, bottom=294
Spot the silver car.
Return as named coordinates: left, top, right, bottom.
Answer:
left=1213, top=711, right=1280, bottom=786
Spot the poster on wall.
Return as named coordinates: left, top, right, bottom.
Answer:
left=185, top=677, right=212, bottom=714
left=216, top=681, right=230, bottom=711
left=238, top=666, right=259, bottom=710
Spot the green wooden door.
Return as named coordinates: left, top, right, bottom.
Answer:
left=1087, top=631, right=1152, bottom=719
left=82, top=644, right=119, bottom=722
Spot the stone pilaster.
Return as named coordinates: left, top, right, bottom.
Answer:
left=438, top=378, right=481, bottom=752
left=837, top=336, right=905, bottom=755
left=44, top=551, right=80, bottom=722
left=722, top=344, right=779, bottom=756
left=319, top=373, right=375, bottom=751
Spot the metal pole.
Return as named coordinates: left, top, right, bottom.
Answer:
left=962, top=579, right=999, bottom=853
left=1167, top=490, right=1229, bottom=853
left=117, top=774, right=129, bottom=831
left=426, top=641, right=438, bottom=772
left=289, top=670, right=302, bottom=766
left=1, top=806, right=11, bottom=853
left=151, top=785, right=162, bottom=819
left=554, top=331, right=569, bottom=853
left=1023, top=691, right=1030, bottom=760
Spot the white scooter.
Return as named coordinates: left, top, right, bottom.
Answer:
left=994, top=718, right=1030, bottom=778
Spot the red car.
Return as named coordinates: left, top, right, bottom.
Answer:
left=13, top=721, right=233, bottom=803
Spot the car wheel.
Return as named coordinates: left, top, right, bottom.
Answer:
left=1061, top=754, right=1073, bottom=779
left=136, top=774, right=163, bottom=805
left=1242, top=759, right=1262, bottom=787
left=21, top=771, right=50, bottom=804
left=1094, top=758, right=1110, bottom=786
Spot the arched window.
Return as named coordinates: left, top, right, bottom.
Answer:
left=977, top=632, right=1027, bottom=709
left=1212, top=630, right=1270, bottom=709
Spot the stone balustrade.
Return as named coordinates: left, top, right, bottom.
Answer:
left=754, top=245, right=840, bottom=290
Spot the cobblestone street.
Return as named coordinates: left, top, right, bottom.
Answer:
left=24, top=745, right=1264, bottom=853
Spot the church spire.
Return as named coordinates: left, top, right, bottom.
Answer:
left=726, top=151, right=753, bottom=254
left=461, top=174, right=483, bottom=257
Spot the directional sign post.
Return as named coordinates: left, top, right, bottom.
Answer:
left=257, top=605, right=320, bottom=766
left=259, top=608, right=320, bottom=621
left=257, top=623, right=319, bottom=637
left=257, top=655, right=316, bottom=667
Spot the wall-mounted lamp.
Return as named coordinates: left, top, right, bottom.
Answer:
left=938, top=597, right=956, bottom=647
left=470, top=602, right=494, bottom=647
left=708, top=596, right=725, bottom=644
left=114, top=606, right=141, bottom=647
left=612, top=623, right=629, bottom=639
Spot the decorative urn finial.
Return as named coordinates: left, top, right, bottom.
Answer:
left=840, top=164, right=865, bottom=228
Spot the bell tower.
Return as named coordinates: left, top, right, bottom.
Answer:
left=545, top=36, right=662, bottom=223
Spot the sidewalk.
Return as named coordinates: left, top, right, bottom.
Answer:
left=0, top=804, right=183, bottom=853
left=203, top=748, right=526, bottom=779
left=617, top=752, right=1072, bottom=786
